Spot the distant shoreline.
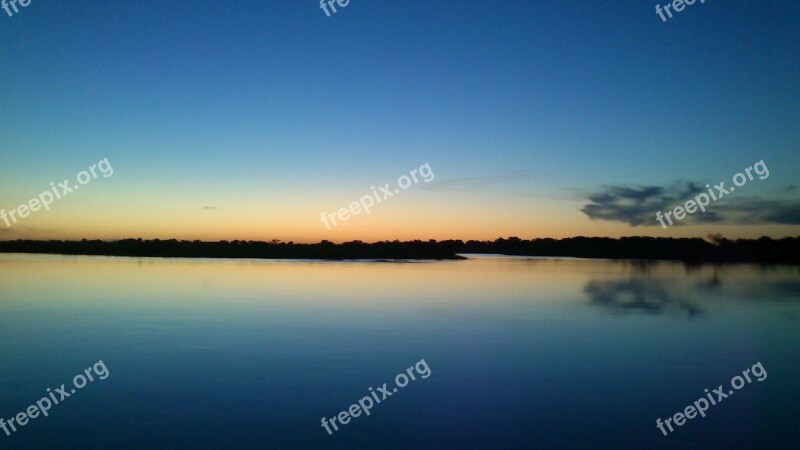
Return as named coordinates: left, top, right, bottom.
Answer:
left=0, top=237, right=798, bottom=264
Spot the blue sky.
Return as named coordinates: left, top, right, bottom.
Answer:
left=0, top=0, right=798, bottom=241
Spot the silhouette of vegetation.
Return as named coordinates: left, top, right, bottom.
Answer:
left=459, top=235, right=800, bottom=264
left=0, top=238, right=464, bottom=260
left=0, top=236, right=798, bottom=263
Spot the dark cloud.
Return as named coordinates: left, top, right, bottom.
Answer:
left=581, top=182, right=800, bottom=226
left=764, top=206, right=800, bottom=224
left=581, top=182, right=703, bottom=226
left=714, top=199, right=800, bottom=225
left=423, top=171, right=531, bottom=192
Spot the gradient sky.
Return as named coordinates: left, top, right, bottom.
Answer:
left=1, top=0, right=798, bottom=243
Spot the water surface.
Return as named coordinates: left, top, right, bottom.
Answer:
left=0, top=254, right=797, bottom=449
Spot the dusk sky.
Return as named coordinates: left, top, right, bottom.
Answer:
left=1, top=0, right=798, bottom=242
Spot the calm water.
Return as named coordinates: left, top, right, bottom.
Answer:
left=0, top=254, right=798, bottom=449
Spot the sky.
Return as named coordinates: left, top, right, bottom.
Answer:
left=0, top=0, right=798, bottom=243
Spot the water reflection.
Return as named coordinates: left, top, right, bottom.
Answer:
left=583, top=278, right=703, bottom=317
left=583, top=261, right=800, bottom=319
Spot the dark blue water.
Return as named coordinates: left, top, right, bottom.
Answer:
left=0, top=254, right=797, bottom=449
